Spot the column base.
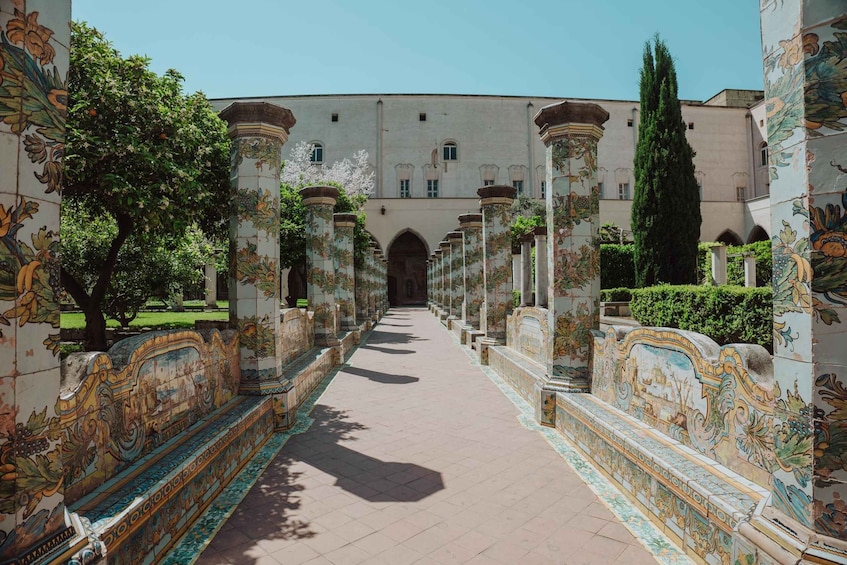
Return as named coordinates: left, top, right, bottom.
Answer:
left=535, top=380, right=589, bottom=427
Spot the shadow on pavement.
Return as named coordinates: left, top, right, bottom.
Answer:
left=340, top=365, right=419, bottom=384
left=361, top=344, right=415, bottom=355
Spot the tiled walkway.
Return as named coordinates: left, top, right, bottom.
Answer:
left=195, top=308, right=663, bottom=565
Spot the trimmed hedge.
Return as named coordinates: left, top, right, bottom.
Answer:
left=698, top=241, right=772, bottom=286
left=600, top=243, right=635, bottom=289
left=600, top=287, right=632, bottom=302
left=630, top=285, right=773, bottom=352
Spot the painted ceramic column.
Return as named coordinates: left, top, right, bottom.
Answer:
left=370, top=247, right=380, bottom=318
left=434, top=249, right=443, bottom=309
left=333, top=213, right=357, bottom=330
left=204, top=262, right=217, bottom=309
left=535, top=101, right=608, bottom=392
left=520, top=234, right=533, bottom=307
left=378, top=256, right=386, bottom=313
left=478, top=186, right=517, bottom=342
left=426, top=259, right=432, bottom=306
left=221, top=103, right=293, bottom=394
left=439, top=240, right=451, bottom=314
left=0, top=4, right=89, bottom=562
left=534, top=227, right=548, bottom=308
left=301, top=186, right=339, bottom=345
left=355, top=254, right=368, bottom=326
left=756, top=2, right=847, bottom=544
left=459, top=213, right=484, bottom=328
left=448, top=232, right=464, bottom=318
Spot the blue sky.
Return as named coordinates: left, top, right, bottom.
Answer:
left=71, top=0, right=763, bottom=102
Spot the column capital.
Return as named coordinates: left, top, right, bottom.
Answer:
left=477, top=185, right=517, bottom=206
left=220, top=101, right=296, bottom=142
left=534, top=101, right=609, bottom=146
left=439, top=240, right=451, bottom=250
left=458, top=213, right=483, bottom=228
left=533, top=226, right=547, bottom=237
left=300, top=185, right=339, bottom=207
left=447, top=231, right=464, bottom=241
left=333, top=212, right=358, bottom=227
left=434, top=249, right=443, bottom=255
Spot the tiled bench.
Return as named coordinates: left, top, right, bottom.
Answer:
left=488, top=345, right=545, bottom=408
left=71, top=395, right=273, bottom=565
left=556, top=393, right=768, bottom=564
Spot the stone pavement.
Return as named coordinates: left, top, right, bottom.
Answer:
left=196, top=308, right=661, bottom=565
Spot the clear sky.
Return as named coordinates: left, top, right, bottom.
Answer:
left=71, top=0, right=763, bottom=103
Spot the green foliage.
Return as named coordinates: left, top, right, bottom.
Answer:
left=62, top=22, right=230, bottom=349
left=511, top=215, right=544, bottom=249
left=61, top=203, right=212, bottom=327
left=60, top=310, right=227, bottom=330
left=631, top=35, right=701, bottom=287
left=512, top=289, right=521, bottom=308
left=600, top=243, right=635, bottom=289
left=600, top=288, right=633, bottom=302
left=698, top=241, right=773, bottom=286
left=600, top=222, right=631, bottom=244
left=630, top=285, right=773, bottom=351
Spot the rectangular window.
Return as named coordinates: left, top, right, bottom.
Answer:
left=598, top=181, right=605, bottom=199
left=400, top=179, right=410, bottom=198
left=419, top=112, right=427, bottom=121
left=627, top=119, right=633, bottom=127
left=443, top=144, right=457, bottom=161
left=331, top=113, right=338, bottom=122
left=736, top=186, right=746, bottom=202
left=688, top=122, right=695, bottom=130
left=541, top=181, right=546, bottom=199
left=512, top=180, right=523, bottom=194
left=427, top=179, right=438, bottom=198
left=483, top=179, right=494, bottom=186
left=618, top=182, right=630, bottom=200
left=760, top=145, right=768, bottom=167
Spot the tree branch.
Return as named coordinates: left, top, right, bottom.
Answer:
left=90, top=212, right=133, bottom=307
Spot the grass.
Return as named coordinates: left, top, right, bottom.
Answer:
left=60, top=309, right=228, bottom=330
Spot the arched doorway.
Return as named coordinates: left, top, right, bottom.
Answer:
left=387, top=231, right=428, bottom=306
left=716, top=229, right=743, bottom=246
left=747, top=225, right=769, bottom=243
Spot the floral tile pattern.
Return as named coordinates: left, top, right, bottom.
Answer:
left=333, top=215, right=356, bottom=329
left=460, top=218, right=484, bottom=328
left=480, top=192, right=514, bottom=342
left=302, top=192, right=338, bottom=345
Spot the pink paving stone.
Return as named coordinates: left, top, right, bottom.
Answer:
left=199, top=308, right=657, bottom=564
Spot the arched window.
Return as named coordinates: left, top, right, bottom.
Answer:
left=442, top=141, right=458, bottom=161
left=760, top=142, right=768, bottom=167
left=310, top=142, right=324, bottom=164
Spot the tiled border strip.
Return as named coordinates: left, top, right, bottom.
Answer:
left=447, top=329, right=694, bottom=565
left=161, top=328, right=378, bottom=564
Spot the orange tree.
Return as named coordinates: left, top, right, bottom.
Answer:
left=62, top=22, right=230, bottom=350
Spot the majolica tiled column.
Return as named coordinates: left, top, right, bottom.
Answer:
left=379, top=256, right=388, bottom=312
left=479, top=186, right=517, bottom=342
left=301, top=186, right=340, bottom=346
left=426, top=259, right=432, bottom=306
left=459, top=213, right=484, bottom=328
left=534, top=227, right=548, bottom=308
left=355, top=256, right=368, bottom=327
left=439, top=240, right=451, bottom=315
left=0, top=4, right=89, bottom=562
left=370, top=247, right=380, bottom=319
left=448, top=231, right=464, bottom=319
left=222, top=102, right=295, bottom=393
left=535, top=101, right=608, bottom=395
left=752, top=2, right=847, bottom=548
left=333, top=213, right=357, bottom=331
left=520, top=234, right=533, bottom=307
left=434, top=249, right=443, bottom=310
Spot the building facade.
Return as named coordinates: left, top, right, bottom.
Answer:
left=213, top=90, right=769, bottom=305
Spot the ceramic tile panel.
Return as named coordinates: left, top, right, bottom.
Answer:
left=302, top=189, right=338, bottom=345
left=760, top=0, right=802, bottom=60
left=461, top=220, right=484, bottom=329
left=479, top=188, right=514, bottom=342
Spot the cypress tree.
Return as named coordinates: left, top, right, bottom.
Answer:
left=631, top=36, right=701, bottom=287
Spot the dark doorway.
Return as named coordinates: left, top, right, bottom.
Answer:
left=388, top=231, right=428, bottom=306
left=747, top=225, right=769, bottom=243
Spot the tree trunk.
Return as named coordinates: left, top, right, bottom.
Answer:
left=82, top=303, right=108, bottom=351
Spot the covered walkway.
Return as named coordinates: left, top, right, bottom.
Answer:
left=190, top=308, right=670, bottom=565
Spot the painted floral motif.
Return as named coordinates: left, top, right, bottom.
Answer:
left=553, top=241, right=600, bottom=292
left=814, top=373, right=847, bottom=482
left=237, top=315, right=276, bottom=358
left=232, top=188, right=280, bottom=237
left=232, top=136, right=282, bottom=175
left=235, top=243, right=278, bottom=299
left=552, top=302, right=597, bottom=365
left=551, top=136, right=597, bottom=178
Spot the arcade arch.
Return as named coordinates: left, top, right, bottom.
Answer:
left=387, top=230, right=429, bottom=306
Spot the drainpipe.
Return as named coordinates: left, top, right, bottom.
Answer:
left=377, top=99, right=384, bottom=198
left=527, top=101, right=535, bottom=197
left=746, top=112, right=757, bottom=198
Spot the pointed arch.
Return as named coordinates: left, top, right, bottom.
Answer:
left=747, top=225, right=769, bottom=243
left=716, top=229, right=743, bottom=246
left=387, top=229, right=429, bottom=306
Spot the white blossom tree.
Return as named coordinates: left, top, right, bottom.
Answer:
left=281, top=141, right=374, bottom=197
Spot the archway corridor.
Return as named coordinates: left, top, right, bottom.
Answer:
left=188, top=308, right=664, bottom=565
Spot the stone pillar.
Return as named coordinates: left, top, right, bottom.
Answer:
left=520, top=234, right=533, bottom=307
left=535, top=101, right=608, bottom=396
left=746, top=3, right=847, bottom=552
left=0, top=4, right=94, bottom=562
left=743, top=254, right=756, bottom=288
left=300, top=186, right=340, bottom=346
left=204, top=262, right=218, bottom=309
left=426, top=259, right=432, bottom=306
left=710, top=244, right=727, bottom=285
left=380, top=256, right=388, bottom=313
left=434, top=249, right=444, bottom=310
left=333, top=213, right=357, bottom=330
left=448, top=231, right=464, bottom=318
left=371, top=247, right=380, bottom=319
left=221, top=102, right=294, bottom=400
left=479, top=186, right=517, bottom=342
left=367, top=245, right=377, bottom=320
left=440, top=240, right=451, bottom=315
left=512, top=252, right=521, bottom=291
left=534, top=227, right=548, bottom=308
left=459, top=213, right=484, bottom=328
left=280, top=266, right=291, bottom=307
left=355, top=255, right=368, bottom=326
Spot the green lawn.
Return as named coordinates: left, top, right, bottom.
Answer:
left=60, top=309, right=228, bottom=330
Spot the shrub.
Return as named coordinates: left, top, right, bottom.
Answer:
left=600, top=288, right=632, bottom=302
left=601, top=244, right=635, bottom=289
left=512, top=289, right=521, bottom=308
left=698, top=241, right=772, bottom=286
left=630, top=285, right=773, bottom=352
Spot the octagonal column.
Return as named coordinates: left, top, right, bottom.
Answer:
left=520, top=234, right=533, bottom=307
left=535, top=101, right=608, bottom=395
left=370, top=247, right=380, bottom=319
left=478, top=186, right=517, bottom=342
left=439, top=240, right=451, bottom=315
left=222, top=101, right=294, bottom=395
left=301, top=186, right=339, bottom=346
left=433, top=249, right=443, bottom=310
left=459, top=213, right=484, bottom=328
left=534, top=227, right=548, bottom=308
left=447, top=231, right=464, bottom=318
left=333, top=213, right=357, bottom=330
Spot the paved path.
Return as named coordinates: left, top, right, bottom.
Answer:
left=197, top=308, right=659, bottom=565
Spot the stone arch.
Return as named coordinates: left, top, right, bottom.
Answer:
left=747, top=225, right=769, bottom=243
left=387, top=230, right=429, bottom=306
left=716, top=229, right=743, bottom=246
